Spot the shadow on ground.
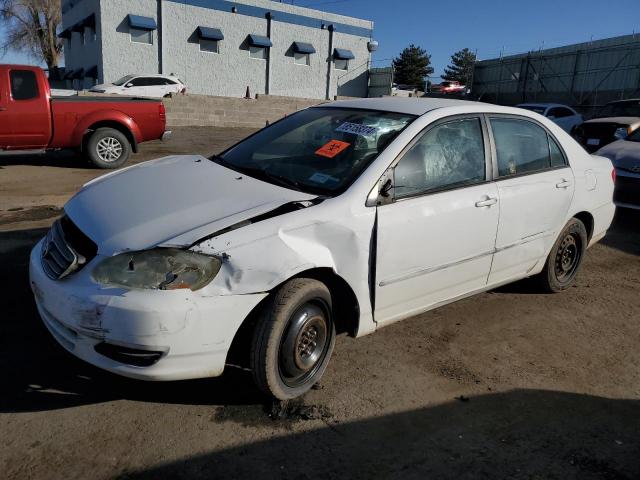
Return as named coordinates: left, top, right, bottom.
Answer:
left=118, top=389, right=640, bottom=479
left=0, top=150, right=89, bottom=169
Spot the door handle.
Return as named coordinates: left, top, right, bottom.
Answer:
left=0, top=107, right=7, bottom=111
left=475, top=197, right=498, bottom=208
left=556, top=180, right=572, bottom=189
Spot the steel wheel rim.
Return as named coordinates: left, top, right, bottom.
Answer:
left=278, top=301, right=331, bottom=388
left=96, top=137, right=123, bottom=163
left=554, top=233, right=581, bottom=282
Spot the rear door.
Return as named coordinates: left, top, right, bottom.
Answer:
left=6, top=68, right=51, bottom=148
left=374, top=115, right=500, bottom=326
left=486, top=115, right=574, bottom=284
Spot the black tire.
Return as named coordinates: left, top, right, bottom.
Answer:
left=250, top=278, right=336, bottom=400
left=534, top=218, right=588, bottom=293
left=86, top=127, right=131, bottom=169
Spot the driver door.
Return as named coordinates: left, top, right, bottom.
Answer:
left=374, top=115, right=500, bottom=326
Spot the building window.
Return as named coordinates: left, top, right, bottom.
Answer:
left=131, top=27, right=153, bottom=45
left=200, top=39, right=219, bottom=53
left=294, top=52, right=310, bottom=66
left=250, top=45, right=267, bottom=59
left=335, top=58, right=349, bottom=70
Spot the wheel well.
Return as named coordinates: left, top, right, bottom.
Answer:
left=573, top=211, right=594, bottom=242
left=83, top=121, right=137, bottom=153
left=225, top=268, right=361, bottom=369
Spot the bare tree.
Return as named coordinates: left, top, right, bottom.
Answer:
left=0, top=0, right=62, bottom=70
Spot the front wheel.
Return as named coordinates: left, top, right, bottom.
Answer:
left=534, top=218, right=588, bottom=292
left=250, top=278, right=335, bottom=400
left=86, top=127, right=131, bottom=169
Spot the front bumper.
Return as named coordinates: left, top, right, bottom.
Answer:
left=29, top=239, right=267, bottom=381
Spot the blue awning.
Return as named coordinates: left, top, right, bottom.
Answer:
left=57, top=28, right=72, bottom=39
left=293, top=42, right=316, bottom=54
left=334, top=48, right=355, bottom=60
left=197, top=27, right=224, bottom=41
left=127, top=14, right=157, bottom=31
left=248, top=34, right=272, bottom=48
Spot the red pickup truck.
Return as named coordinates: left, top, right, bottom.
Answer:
left=0, top=65, right=170, bottom=168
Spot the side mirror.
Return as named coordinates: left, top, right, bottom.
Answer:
left=125, top=83, right=133, bottom=88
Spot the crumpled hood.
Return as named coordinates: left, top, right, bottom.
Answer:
left=64, top=155, right=314, bottom=255
left=596, top=140, right=640, bottom=170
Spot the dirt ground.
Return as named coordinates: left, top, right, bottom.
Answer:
left=1, top=128, right=639, bottom=480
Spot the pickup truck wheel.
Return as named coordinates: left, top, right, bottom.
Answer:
left=86, top=128, right=131, bottom=169
left=534, top=218, right=587, bottom=293
left=250, top=278, right=335, bottom=400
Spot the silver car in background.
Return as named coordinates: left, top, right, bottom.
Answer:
left=517, top=103, right=583, bottom=133
left=596, top=129, right=640, bottom=209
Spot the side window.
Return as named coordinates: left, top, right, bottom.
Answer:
left=130, top=28, right=153, bottom=45
left=128, top=77, right=149, bottom=87
left=10, top=70, right=39, bottom=100
left=549, top=135, right=567, bottom=168
left=394, top=118, right=486, bottom=198
left=557, top=107, right=574, bottom=118
left=490, top=118, right=551, bottom=177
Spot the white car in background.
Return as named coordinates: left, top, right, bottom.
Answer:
left=517, top=103, right=583, bottom=133
left=90, top=74, right=186, bottom=98
left=30, top=98, right=615, bottom=400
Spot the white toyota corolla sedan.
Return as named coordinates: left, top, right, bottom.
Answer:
left=29, top=98, right=616, bottom=399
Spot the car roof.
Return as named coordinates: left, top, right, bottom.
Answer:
left=317, top=97, right=485, bottom=116
left=607, top=98, right=640, bottom=104
left=517, top=103, right=573, bottom=109
left=128, top=73, right=179, bottom=79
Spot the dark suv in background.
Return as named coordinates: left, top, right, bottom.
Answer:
left=573, top=99, right=640, bottom=152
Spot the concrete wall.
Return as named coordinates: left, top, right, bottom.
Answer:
left=162, top=2, right=268, bottom=97
left=162, top=93, right=323, bottom=128
left=61, top=0, right=374, bottom=100
left=99, top=0, right=160, bottom=85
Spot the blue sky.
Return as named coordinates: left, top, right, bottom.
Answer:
left=1, top=0, right=639, bottom=78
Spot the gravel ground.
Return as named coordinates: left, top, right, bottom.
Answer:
left=1, top=128, right=639, bottom=479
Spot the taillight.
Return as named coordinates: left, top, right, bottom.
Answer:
left=612, top=168, right=616, bottom=183
left=159, top=103, right=166, bottom=121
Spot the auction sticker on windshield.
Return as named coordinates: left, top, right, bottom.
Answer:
left=315, top=140, right=351, bottom=158
left=336, top=122, right=377, bottom=136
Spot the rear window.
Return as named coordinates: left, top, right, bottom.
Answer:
left=10, top=70, right=39, bottom=100
left=518, top=105, right=547, bottom=115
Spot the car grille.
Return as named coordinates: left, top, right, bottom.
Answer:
left=41, top=216, right=97, bottom=280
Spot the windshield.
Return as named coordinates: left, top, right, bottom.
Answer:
left=112, top=75, right=136, bottom=86
left=627, top=129, right=640, bottom=142
left=594, top=102, right=640, bottom=119
left=212, top=108, right=416, bottom=196
left=518, top=105, right=547, bottom=114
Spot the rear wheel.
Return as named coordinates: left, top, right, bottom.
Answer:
left=86, top=127, right=131, bottom=169
left=250, top=278, right=335, bottom=400
left=534, top=218, right=588, bottom=292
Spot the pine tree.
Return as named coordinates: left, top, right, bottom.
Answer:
left=442, top=48, right=477, bottom=86
left=392, top=44, right=433, bottom=91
